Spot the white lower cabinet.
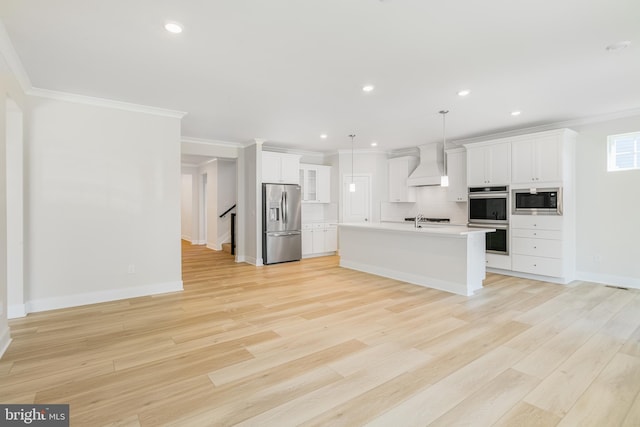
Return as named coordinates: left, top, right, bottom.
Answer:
left=302, top=223, right=337, bottom=256
left=511, top=215, right=566, bottom=279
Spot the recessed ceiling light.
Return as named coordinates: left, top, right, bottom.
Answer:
left=606, top=41, right=631, bottom=51
left=457, top=90, right=471, bottom=97
left=320, top=134, right=328, bottom=139
left=362, top=85, right=375, bottom=92
left=511, top=111, right=521, bottom=116
left=371, top=141, right=378, bottom=147
left=164, top=22, right=183, bottom=34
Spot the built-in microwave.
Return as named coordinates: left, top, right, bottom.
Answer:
left=512, top=188, right=562, bottom=215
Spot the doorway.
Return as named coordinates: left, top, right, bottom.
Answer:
left=342, top=174, right=371, bottom=223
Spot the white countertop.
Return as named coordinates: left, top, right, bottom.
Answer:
left=339, top=222, right=495, bottom=236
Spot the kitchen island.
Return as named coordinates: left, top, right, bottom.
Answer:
left=338, top=222, right=495, bottom=296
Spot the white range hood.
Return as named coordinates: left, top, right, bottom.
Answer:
left=406, top=142, right=445, bottom=187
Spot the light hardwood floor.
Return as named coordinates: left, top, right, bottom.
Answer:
left=2, top=241, right=640, bottom=426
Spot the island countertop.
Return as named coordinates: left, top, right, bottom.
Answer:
left=339, top=222, right=495, bottom=237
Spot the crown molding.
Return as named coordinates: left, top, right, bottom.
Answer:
left=181, top=136, right=244, bottom=148
left=0, top=19, right=32, bottom=92
left=337, top=148, right=390, bottom=155
left=453, top=107, right=640, bottom=145
left=262, top=145, right=328, bottom=158
left=28, top=87, right=187, bottom=118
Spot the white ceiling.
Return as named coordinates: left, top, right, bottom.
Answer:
left=2, top=0, right=639, bottom=153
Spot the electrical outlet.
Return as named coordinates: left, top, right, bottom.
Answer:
left=128, top=264, right=136, bottom=274
left=593, top=255, right=602, bottom=263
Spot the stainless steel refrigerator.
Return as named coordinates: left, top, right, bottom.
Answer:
left=262, top=183, right=302, bottom=265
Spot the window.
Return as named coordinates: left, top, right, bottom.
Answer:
left=607, top=132, right=640, bottom=171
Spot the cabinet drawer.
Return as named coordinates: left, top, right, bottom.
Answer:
left=486, top=253, right=511, bottom=270
left=511, top=215, right=563, bottom=230
left=312, top=223, right=325, bottom=229
left=512, top=237, right=562, bottom=258
left=511, top=228, right=562, bottom=240
left=512, top=255, right=563, bottom=277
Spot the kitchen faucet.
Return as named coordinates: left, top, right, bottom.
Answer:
left=414, top=214, right=423, bottom=228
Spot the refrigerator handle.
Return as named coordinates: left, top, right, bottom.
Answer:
left=280, top=192, right=285, bottom=224
left=283, top=191, right=288, bottom=224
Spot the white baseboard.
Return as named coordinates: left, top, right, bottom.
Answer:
left=8, top=304, right=26, bottom=319
left=0, top=327, right=11, bottom=359
left=25, top=280, right=184, bottom=314
left=181, top=234, right=192, bottom=241
left=486, top=268, right=571, bottom=285
left=206, top=243, right=222, bottom=251
left=191, top=240, right=206, bottom=245
left=302, top=251, right=337, bottom=259
left=237, top=256, right=261, bottom=266
left=217, top=231, right=231, bottom=248
left=575, top=271, right=640, bottom=290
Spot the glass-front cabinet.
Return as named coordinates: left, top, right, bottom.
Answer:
left=299, top=164, right=330, bottom=203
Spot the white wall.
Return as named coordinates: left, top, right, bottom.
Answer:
left=200, top=160, right=219, bottom=249
left=1, top=81, right=28, bottom=359
left=180, top=173, right=193, bottom=241
left=217, top=160, right=237, bottom=248
left=237, top=142, right=261, bottom=265
left=573, top=115, right=640, bottom=288
left=25, top=96, right=183, bottom=312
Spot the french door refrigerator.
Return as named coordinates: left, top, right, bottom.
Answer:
left=262, top=183, right=302, bottom=265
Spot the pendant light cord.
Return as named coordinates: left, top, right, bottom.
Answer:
left=439, top=110, right=448, bottom=176
left=349, top=134, right=356, bottom=185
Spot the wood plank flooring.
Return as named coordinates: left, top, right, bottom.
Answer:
left=2, top=240, right=640, bottom=426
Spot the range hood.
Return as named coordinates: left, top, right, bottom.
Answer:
left=406, top=142, right=445, bottom=186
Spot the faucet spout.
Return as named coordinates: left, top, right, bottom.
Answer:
left=414, top=214, right=423, bottom=228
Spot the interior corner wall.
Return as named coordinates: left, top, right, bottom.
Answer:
left=0, top=70, right=27, bottom=357
left=216, top=160, right=237, bottom=248
left=199, top=160, right=219, bottom=250
left=25, top=96, right=183, bottom=312
left=180, top=173, right=193, bottom=241
left=237, top=143, right=261, bottom=265
left=573, top=114, right=640, bottom=288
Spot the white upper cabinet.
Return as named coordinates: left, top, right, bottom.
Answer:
left=388, top=156, right=418, bottom=202
left=446, top=148, right=467, bottom=202
left=511, top=134, right=562, bottom=184
left=262, top=151, right=301, bottom=184
left=465, top=142, right=511, bottom=186
left=300, top=164, right=331, bottom=203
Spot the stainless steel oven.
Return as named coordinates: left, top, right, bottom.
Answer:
left=468, top=223, right=509, bottom=255
left=468, top=186, right=508, bottom=224
left=468, top=186, right=509, bottom=255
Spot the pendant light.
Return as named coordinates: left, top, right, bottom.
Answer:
left=439, top=110, right=449, bottom=187
left=349, top=134, right=356, bottom=192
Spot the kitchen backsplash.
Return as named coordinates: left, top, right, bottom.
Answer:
left=302, top=203, right=338, bottom=223
left=381, top=186, right=467, bottom=224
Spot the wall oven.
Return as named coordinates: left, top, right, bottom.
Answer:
left=468, top=186, right=509, bottom=255
left=468, top=186, right=508, bottom=224
left=513, top=188, right=562, bottom=215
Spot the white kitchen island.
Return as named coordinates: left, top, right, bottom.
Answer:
left=338, top=222, right=495, bottom=296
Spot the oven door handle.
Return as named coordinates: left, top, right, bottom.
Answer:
left=468, top=193, right=509, bottom=199
left=468, top=223, right=508, bottom=230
